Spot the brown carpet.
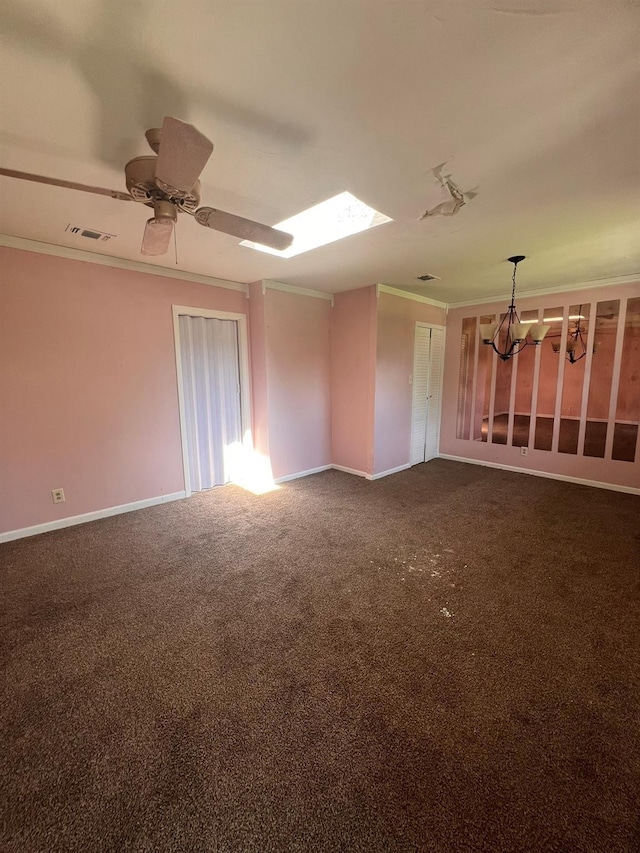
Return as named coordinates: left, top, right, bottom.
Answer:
left=483, top=414, right=638, bottom=460
left=2, top=460, right=639, bottom=853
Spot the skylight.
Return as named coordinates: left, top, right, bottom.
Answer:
left=241, top=191, right=392, bottom=258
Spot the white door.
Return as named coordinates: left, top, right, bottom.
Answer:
left=178, top=315, right=243, bottom=491
left=410, top=325, right=444, bottom=465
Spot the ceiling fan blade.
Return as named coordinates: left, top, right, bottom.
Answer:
left=155, top=117, right=213, bottom=197
left=194, top=207, right=293, bottom=251
left=0, top=167, right=132, bottom=201
left=141, top=217, right=174, bottom=256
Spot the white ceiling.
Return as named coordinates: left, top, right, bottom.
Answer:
left=1, top=0, right=639, bottom=303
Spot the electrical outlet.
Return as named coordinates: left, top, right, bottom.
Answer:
left=520, top=446, right=529, bottom=457
left=51, top=488, right=65, bottom=504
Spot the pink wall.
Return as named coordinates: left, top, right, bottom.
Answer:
left=5, top=245, right=634, bottom=538
left=0, top=247, right=247, bottom=534
left=374, top=292, right=446, bottom=474
left=247, top=281, right=270, bottom=460
left=440, top=281, right=640, bottom=490
left=263, top=288, right=332, bottom=479
left=331, top=287, right=377, bottom=474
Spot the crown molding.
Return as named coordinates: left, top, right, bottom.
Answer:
left=447, top=273, right=640, bottom=309
left=262, top=279, right=334, bottom=304
left=377, top=283, right=447, bottom=309
left=4, top=233, right=636, bottom=309
left=0, top=233, right=249, bottom=294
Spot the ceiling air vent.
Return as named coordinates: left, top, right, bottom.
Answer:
left=65, top=224, right=116, bottom=242
left=416, top=273, right=441, bottom=281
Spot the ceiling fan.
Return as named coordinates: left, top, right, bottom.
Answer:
left=0, top=117, right=294, bottom=256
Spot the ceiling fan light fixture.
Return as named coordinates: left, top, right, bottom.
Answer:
left=1, top=116, right=298, bottom=258
left=152, top=199, right=178, bottom=222
left=141, top=217, right=174, bottom=256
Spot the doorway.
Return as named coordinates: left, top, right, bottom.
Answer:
left=173, top=306, right=252, bottom=495
left=410, top=323, right=445, bottom=465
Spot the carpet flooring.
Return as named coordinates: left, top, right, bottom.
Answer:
left=2, top=460, right=639, bottom=853
left=482, top=414, right=638, bottom=461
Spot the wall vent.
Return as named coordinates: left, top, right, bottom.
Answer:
left=416, top=273, right=441, bottom=281
left=65, top=224, right=116, bottom=242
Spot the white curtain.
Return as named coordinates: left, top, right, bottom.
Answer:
left=178, top=315, right=243, bottom=491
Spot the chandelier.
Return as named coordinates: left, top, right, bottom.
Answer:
left=550, top=306, right=598, bottom=363
left=479, top=256, right=550, bottom=360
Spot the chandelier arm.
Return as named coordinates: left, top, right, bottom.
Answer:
left=492, top=311, right=510, bottom=340
left=491, top=340, right=517, bottom=360
left=491, top=304, right=523, bottom=359
left=510, top=340, right=530, bottom=357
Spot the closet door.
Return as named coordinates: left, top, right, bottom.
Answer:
left=178, top=315, right=243, bottom=491
left=410, top=325, right=432, bottom=465
left=410, top=325, right=444, bottom=465
left=424, top=328, right=444, bottom=462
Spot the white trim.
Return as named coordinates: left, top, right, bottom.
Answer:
left=4, top=234, right=636, bottom=308
left=487, top=349, right=498, bottom=443
left=279, top=462, right=421, bottom=481
left=0, top=492, right=186, bottom=544
left=506, top=334, right=519, bottom=446
left=527, top=307, right=544, bottom=449
left=377, top=284, right=447, bottom=309
left=468, top=320, right=480, bottom=441
left=0, top=233, right=248, bottom=293
left=447, top=274, right=640, bottom=309
left=332, top=464, right=369, bottom=478
left=577, top=303, right=597, bottom=456
left=605, top=302, right=628, bottom=460
left=410, top=322, right=426, bottom=463
left=437, top=454, right=640, bottom=495
left=172, top=306, right=253, bottom=497
left=262, top=279, right=334, bottom=305
left=369, top=463, right=412, bottom=480
left=274, top=464, right=332, bottom=483
left=410, top=322, right=446, bottom=464
left=172, top=306, right=249, bottom=322
left=551, top=307, right=570, bottom=453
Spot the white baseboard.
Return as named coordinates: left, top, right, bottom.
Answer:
left=370, top=463, right=412, bottom=480
left=10, top=453, right=634, bottom=544
left=274, top=465, right=332, bottom=484
left=277, top=462, right=412, bottom=483
left=0, top=491, right=186, bottom=544
left=276, top=463, right=414, bottom=483
left=438, top=454, right=640, bottom=495
left=331, top=464, right=370, bottom=479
